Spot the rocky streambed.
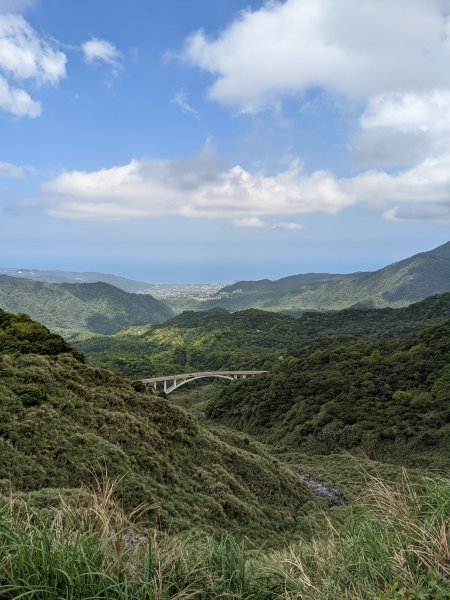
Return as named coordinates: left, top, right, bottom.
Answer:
left=298, top=473, right=347, bottom=506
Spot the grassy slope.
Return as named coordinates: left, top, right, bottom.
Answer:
left=75, top=293, right=450, bottom=379
left=1, top=472, right=449, bottom=599
left=0, top=309, right=314, bottom=543
left=0, top=276, right=172, bottom=339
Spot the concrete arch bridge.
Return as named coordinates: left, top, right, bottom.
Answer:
left=142, top=370, right=268, bottom=395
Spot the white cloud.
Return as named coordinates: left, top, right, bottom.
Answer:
left=0, top=160, right=34, bottom=177
left=31, top=145, right=352, bottom=225
left=0, top=12, right=66, bottom=117
left=183, top=0, right=450, bottom=113
left=361, top=91, right=450, bottom=133
left=172, top=89, right=199, bottom=118
left=0, top=13, right=66, bottom=84
left=353, top=90, right=450, bottom=167
left=179, top=0, right=450, bottom=223
left=82, top=37, right=120, bottom=71
left=28, top=143, right=450, bottom=224
left=0, top=74, right=40, bottom=116
left=233, top=217, right=269, bottom=228
left=345, top=156, right=450, bottom=221
left=233, top=217, right=302, bottom=230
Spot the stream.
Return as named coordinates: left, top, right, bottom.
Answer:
left=298, top=473, right=347, bottom=506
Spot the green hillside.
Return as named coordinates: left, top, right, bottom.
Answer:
left=76, top=293, right=450, bottom=379
left=193, top=241, right=450, bottom=313
left=0, top=309, right=313, bottom=542
left=1, top=311, right=449, bottom=598
left=0, top=276, right=173, bottom=339
left=206, top=320, right=450, bottom=470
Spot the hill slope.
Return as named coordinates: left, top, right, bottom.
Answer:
left=206, top=320, right=450, bottom=470
left=0, top=309, right=313, bottom=541
left=203, top=241, right=450, bottom=312
left=0, top=276, right=173, bottom=338
left=75, top=293, right=450, bottom=379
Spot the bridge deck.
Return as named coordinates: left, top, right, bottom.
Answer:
left=142, top=370, right=267, bottom=384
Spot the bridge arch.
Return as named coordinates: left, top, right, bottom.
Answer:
left=166, top=374, right=234, bottom=394
left=142, top=370, right=268, bottom=395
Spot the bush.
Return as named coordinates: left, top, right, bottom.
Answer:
left=15, top=384, right=47, bottom=407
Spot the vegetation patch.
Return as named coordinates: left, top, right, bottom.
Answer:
left=76, top=293, right=450, bottom=379
left=0, top=473, right=448, bottom=599
left=0, top=309, right=314, bottom=542
left=206, top=321, right=450, bottom=470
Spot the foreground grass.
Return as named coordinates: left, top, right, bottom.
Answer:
left=0, top=473, right=448, bottom=599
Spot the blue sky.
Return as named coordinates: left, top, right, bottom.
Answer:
left=0, top=0, right=448, bottom=282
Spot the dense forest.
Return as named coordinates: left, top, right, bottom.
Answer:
left=72, top=294, right=450, bottom=472
left=76, top=292, right=450, bottom=378
left=207, top=320, right=450, bottom=470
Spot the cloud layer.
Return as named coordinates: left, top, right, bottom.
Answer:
left=184, top=0, right=450, bottom=113
left=179, top=0, right=448, bottom=225
left=6, top=0, right=450, bottom=227
left=35, top=146, right=349, bottom=227
left=0, top=12, right=66, bottom=117
left=31, top=143, right=450, bottom=226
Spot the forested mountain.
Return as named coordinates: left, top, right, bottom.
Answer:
left=198, top=241, right=450, bottom=313
left=0, top=276, right=173, bottom=339
left=76, top=292, right=450, bottom=378
left=4, top=242, right=449, bottom=318
left=0, top=309, right=312, bottom=541
left=206, top=320, right=450, bottom=470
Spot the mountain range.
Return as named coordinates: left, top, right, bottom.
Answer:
left=1, top=242, right=449, bottom=337
left=194, top=240, right=450, bottom=313
left=0, top=268, right=159, bottom=293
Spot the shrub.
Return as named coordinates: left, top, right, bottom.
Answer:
left=15, top=384, right=47, bottom=407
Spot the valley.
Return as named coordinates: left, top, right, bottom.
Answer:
left=0, top=244, right=449, bottom=598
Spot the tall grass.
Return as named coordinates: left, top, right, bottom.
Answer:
left=1, top=473, right=449, bottom=599
left=272, top=471, right=450, bottom=599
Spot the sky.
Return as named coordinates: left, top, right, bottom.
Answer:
left=0, top=0, right=449, bottom=283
